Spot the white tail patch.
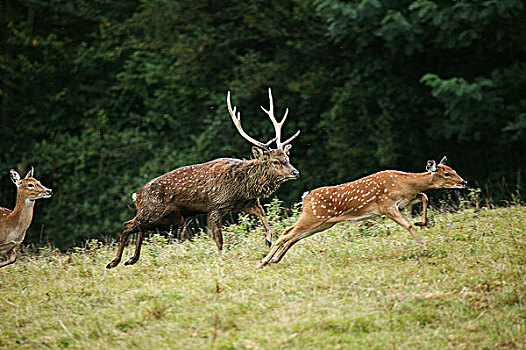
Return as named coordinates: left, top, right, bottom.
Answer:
left=301, top=191, right=310, bottom=202
left=132, top=193, right=137, bottom=202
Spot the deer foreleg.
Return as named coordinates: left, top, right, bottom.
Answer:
left=412, top=193, right=429, bottom=227
left=207, top=210, right=224, bottom=251
left=0, top=247, right=18, bottom=268
left=383, top=207, right=427, bottom=251
left=124, top=231, right=144, bottom=266
left=242, top=200, right=273, bottom=247
left=106, top=219, right=135, bottom=269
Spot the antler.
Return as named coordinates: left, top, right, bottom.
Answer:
left=227, top=91, right=275, bottom=150
left=260, top=88, right=300, bottom=150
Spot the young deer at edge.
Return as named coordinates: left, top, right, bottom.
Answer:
left=0, top=168, right=52, bottom=268
left=259, top=157, right=467, bottom=268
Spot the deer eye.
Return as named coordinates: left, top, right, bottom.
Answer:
left=444, top=172, right=451, bottom=177
left=28, top=183, right=35, bottom=188
left=272, top=160, right=281, bottom=165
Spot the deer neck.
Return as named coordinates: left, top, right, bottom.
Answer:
left=242, top=160, right=281, bottom=198
left=8, top=192, right=35, bottom=236
left=405, top=172, right=436, bottom=193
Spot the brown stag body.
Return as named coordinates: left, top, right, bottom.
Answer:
left=259, top=157, right=467, bottom=267
left=107, top=88, right=300, bottom=268
left=0, top=168, right=52, bottom=268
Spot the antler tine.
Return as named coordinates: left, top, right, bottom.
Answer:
left=260, top=87, right=300, bottom=149
left=227, top=91, right=274, bottom=150
left=280, top=129, right=301, bottom=147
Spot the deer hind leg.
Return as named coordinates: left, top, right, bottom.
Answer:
left=258, top=225, right=295, bottom=268
left=242, top=200, right=273, bottom=247
left=207, top=210, right=224, bottom=251
left=270, top=222, right=335, bottom=264
left=124, top=231, right=144, bottom=266
left=412, top=193, right=429, bottom=227
left=0, top=247, right=18, bottom=268
left=106, top=219, right=137, bottom=269
left=383, top=206, right=427, bottom=251
left=258, top=218, right=331, bottom=268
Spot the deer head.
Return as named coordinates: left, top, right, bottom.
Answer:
left=227, top=88, right=300, bottom=182
left=10, top=168, right=53, bottom=201
left=426, top=156, right=467, bottom=189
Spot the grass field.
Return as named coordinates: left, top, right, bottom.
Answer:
left=0, top=205, right=525, bottom=349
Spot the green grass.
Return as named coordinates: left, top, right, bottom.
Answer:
left=1, top=205, right=525, bottom=349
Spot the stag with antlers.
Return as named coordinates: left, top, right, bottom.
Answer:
left=107, top=88, right=300, bottom=268
left=259, top=157, right=467, bottom=267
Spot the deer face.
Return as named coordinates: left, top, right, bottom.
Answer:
left=10, top=169, right=53, bottom=200
left=426, top=157, right=467, bottom=189
left=253, top=146, right=300, bottom=183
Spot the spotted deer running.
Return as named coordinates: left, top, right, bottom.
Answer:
left=259, top=157, right=467, bottom=267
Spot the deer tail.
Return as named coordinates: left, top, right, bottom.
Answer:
left=301, top=191, right=310, bottom=205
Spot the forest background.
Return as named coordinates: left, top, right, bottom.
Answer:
left=1, top=0, right=525, bottom=248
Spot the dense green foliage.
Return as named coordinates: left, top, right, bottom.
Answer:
left=1, top=0, right=525, bottom=247
left=1, top=206, right=525, bottom=348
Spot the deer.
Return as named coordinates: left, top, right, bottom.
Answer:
left=0, top=168, right=52, bottom=268
left=106, top=88, right=300, bottom=268
left=258, top=156, right=467, bottom=268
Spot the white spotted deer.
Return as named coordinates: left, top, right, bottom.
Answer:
left=107, top=88, right=300, bottom=268
left=0, top=168, right=52, bottom=268
left=259, top=157, right=467, bottom=267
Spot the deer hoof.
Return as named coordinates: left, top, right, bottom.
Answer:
left=124, top=258, right=138, bottom=266
left=106, top=260, right=119, bottom=269
left=415, top=221, right=427, bottom=227
left=265, top=239, right=272, bottom=248
left=257, top=259, right=269, bottom=268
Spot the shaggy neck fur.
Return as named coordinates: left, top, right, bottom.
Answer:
left=232, top=159, right=282, bottom=199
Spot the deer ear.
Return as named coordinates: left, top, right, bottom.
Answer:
left=439, top=156, right=447, bottom=165
left=25, top=167, right=34, bottom=179
left=284, top=144, right=292, bottom=155
left=10, top=169, right=21, bottom=187
left=252, top=146, right=266, bottom=160
left=426, top=160, right=437, bottom=173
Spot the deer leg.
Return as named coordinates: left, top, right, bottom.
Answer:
left=242, top=200, right=273, bottom=247
left=413, top=193, right=429, bottom=226
left=258, top=225, right=296, bottom=268
left=258, top=219, right=331, bottom=268
left=383, top=207, right=427, bottom=251
left=0, top=247, right=18, bottom=268
left=106, top=219, right=136, bottom=269
left=270, top=222, right=335, bottom=264
left=207, top=210, right=224, bottom=251
left=124, top=231, right=144, bottom=266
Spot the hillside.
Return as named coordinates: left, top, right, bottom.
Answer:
left=0, top=205, right=525, bottom=349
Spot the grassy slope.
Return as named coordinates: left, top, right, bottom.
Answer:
left=0, top=206, right=525, bottom=349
